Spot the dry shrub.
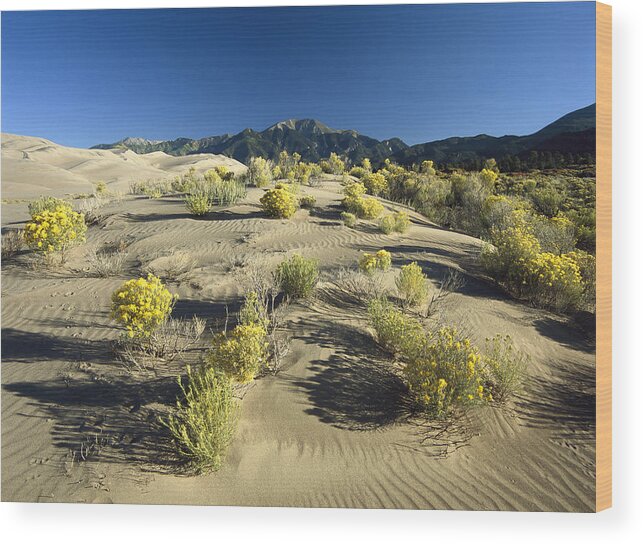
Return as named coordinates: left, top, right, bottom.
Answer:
left=334, top=267, right=388, bottom=304
left=144, top=250, right=197, bottom=282
left=482, top=335, right=527, bottom=403
left=1, top=229, right=24, bottom=260
left=86, top=243, right=128, bottom=277
left=163, top=365, right=238, bottom=473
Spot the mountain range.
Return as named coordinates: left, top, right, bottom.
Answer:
left=92, top=104, right=596, bottom=169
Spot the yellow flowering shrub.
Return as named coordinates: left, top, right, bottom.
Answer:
left=359, top=249, right=392, bottom=275
left=206, top=323, right=269, bottom=383
left=480, top=168, right=499, bottom=188
left=111, top=274, right=175, bottom=338
left=402, top=327, right=490, bottom=417
left=184, top=192, right=212, bottom=216
left=260, top=187, right=297, bottom=218
left=23, top=205, right=87, bottom=260
left=356, top=197, right=384, bottom=220
left=28, top=196, right=71, bottom=218
left=396, top=262, right=429, bottom=307
left=525, top=251, right=584, bottom=311
left=362, top=172, right=388, bottom=196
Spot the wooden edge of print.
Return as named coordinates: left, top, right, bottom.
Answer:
left=595, top=1, right=612, bottom=512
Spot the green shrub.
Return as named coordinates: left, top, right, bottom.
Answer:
left=392, top=211, right=411, bottom=233
left=341, top=211, right=357, bottom=228
left=482, top=335, right=527, bottom=403
left=299, top=195, right=316, bottom=209
left=238, top=291, right=269, bottom=330
left=28, top=196, right=71, bottom=218
left=531, top=186, right=565, bottom=217
left=260, top=187, right=297, bottom=218
left=349, top=166, right=367, bottom=179
left=379, top=211, right=411, bottom=234
left=246, top=157, right=274, bottom=188
left=396, top=262, right=429, bottom=307
left=358, top=250, right=392, bottom=275
left=184, top=192, right=212, bottom=216
left=324, top=152, right=345, bottom=175
left=210, top=179, right=247, bottom=205
left=164, top=366, right=238, bottom=473
left=379, top=214, right=395, bottom=234
left=367, top=298, right=425, bottom=355
left=111, top=274, right=176, bottom=338
left=402, top=327, right=491, bottom=417
left=275, top=254, right=319, bottom=299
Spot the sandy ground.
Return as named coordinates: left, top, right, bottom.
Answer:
left=1, top=136, right=596, bottom=510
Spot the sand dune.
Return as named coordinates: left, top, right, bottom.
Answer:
left=1, top=143, right=595, bottom=510
left=1, top=133, right=246, bottom=201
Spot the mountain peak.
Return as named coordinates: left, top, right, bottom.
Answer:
left=264, top=118, right=338, bottom=135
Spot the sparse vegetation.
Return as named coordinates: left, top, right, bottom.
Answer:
left=482, top=335, right=528, bottom=403
left=184, top=192, right=212, bottom=216
left=86, top=244, right=127, bottom=277
left=246, top=157, right=274, bottom=188
left=299, top=195, right=316, bottom=209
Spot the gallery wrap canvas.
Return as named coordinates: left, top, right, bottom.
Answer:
left=0, top=2, right=611, bottom=511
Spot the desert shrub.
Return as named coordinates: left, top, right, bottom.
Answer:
left=260, top=187, right=297, bottom=219
left=392, top=211, right=411, bottom=233
left=275, top=254, right=319, bottom=299
left=144, top=316, right=206, bottom=360
left=568, top=249, right=596, bottom=309
left=362, top=172, right=388, bottom=196
left=23, top=205, right=87, bottom=262
left=238, top=290, right=269, bottom=330
left=86, top=245, right=127, bottom=277
left=95, top=181, right=108, bottom=195
left=1, top=229, right=24, bottom=260
left=396, top=262, right=429, bottom=307
left=379, top=214, right=396, bottom=234
left=482, top=335, right=527, bottom=403
left=349, top=166, right=367, bottom=179
left=531, top=186, right=565, bottom=217
left=210, top=179, right=247, bottom=205
left=74, top=195, right=110, bottom=226
left=213, top=165, right=234, bottom=181
left=524, top=251, right=584, bottom=311
left=480, top=168, right=499, bottom=188
left=246, top=157, right=274, bottom=188
left=341, top=211, right=357, bottom=228
left=380, top=211, right=411, bottom=234
left=299, top=195, right=316, bottom=209
left=184, top=192, right=212, bottom=216
left=111, top=274, right=175, bottom=338
left=28, top=196, right=71, bottom=217
left=341, top=181, right=367, bottom=213
left=481, top=220, right=541, bottom=289
left=530, top=214, right=577, bottom=254
left=163, top=366, right=238, bottom=473
left=129, top=179, right=173, bottom=198
left=367, top=298, right=425, bottom=355
left=358, top=250, right=392, bottom=275
left=420, top=160, right=436, bottom=175
left=402, top=327, right=491, bottom=418
left=323, top=152, right=345, bottom=175
left=356, top=197, right=384, bottom=219
left=335, top=267, right=388, bottom=303
left=206, top=323, right=268, bottom=383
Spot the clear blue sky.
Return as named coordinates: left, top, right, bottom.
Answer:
left=1, top=2, right=596, bottom=147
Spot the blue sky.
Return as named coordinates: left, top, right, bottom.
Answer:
left=1, top=3, right=596, bottom=147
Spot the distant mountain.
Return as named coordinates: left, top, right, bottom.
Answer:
left=93, top=104, right=595, bottom=169
left=392, top=104, right=596, bottom=168
left=93, top=119, right=408, bottom=165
